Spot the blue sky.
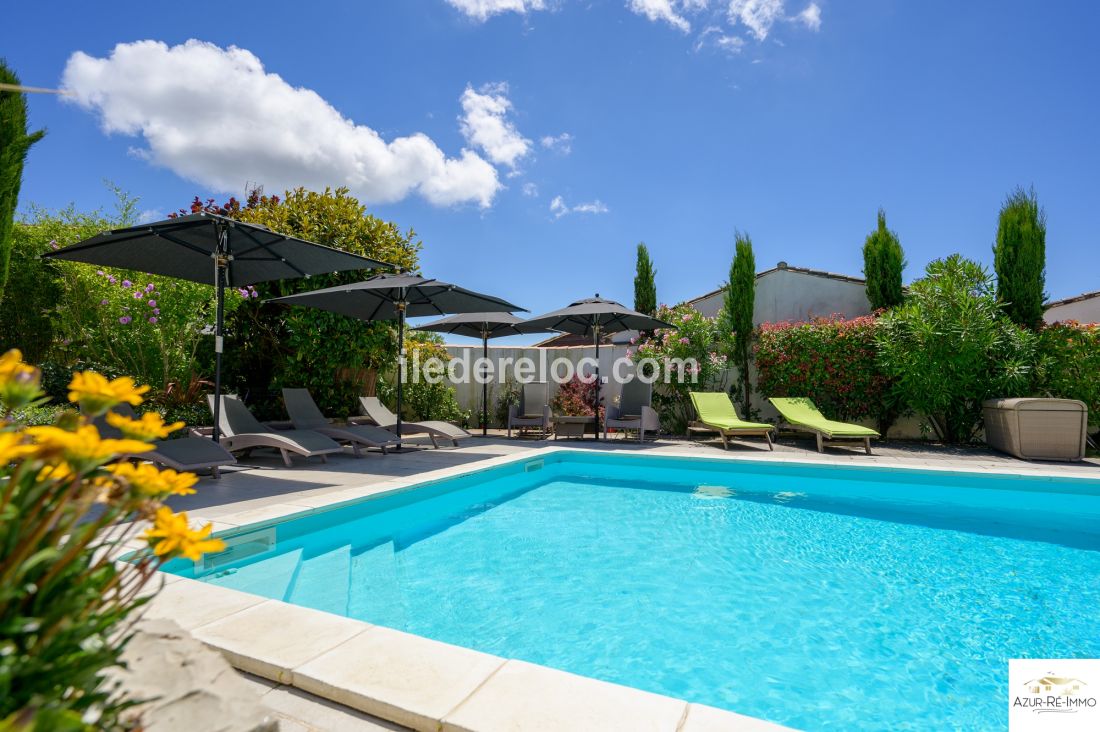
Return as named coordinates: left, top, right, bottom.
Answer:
left=4, top=0, right=1098, bottom=345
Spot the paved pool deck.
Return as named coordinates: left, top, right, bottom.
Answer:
left=135, top=433, right=1098, bottom=732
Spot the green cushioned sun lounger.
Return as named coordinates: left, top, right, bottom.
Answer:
left=688, top=392, right=774, bottom=451
left=768, top=397, right=879, bottom=454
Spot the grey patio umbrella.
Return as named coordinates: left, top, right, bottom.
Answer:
left=414, top=312, right=557, bottom=436
left=267, top=274, right=525, bottom=448
left=523, top=295, right=673, bottom=439
left=42, top=212, right=388, bottom=441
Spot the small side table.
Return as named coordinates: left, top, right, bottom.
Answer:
left=552, top=415, right=596, bottom=439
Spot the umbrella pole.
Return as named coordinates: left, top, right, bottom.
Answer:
left=593, top=324, right=601, bottom=440
left=211, top=227, right=228, bottom=444
left=395, top=300, right=405, bottom=450
left=482, top=333, right=489, bottom=437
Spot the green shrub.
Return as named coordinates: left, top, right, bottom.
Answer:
left=631, top=303, right=727, bottom=433
left=755, top=315, right=898, bottom=433
left=994, top=187, right=1047, bottom=329
left=1035, top=322, right=1100, bottom=430
left=633, top=242, right=656, bottom=316
left=862, top=209, right=906, bottom=310
left=494, top=381, right=521, bottom=427
left=718, top=233, right=755, bottom=415
left=0, top=62, right=45, bottom=303
left=877, top=255, right=1036, bottom=443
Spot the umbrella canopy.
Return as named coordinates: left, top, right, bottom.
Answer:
left=268, top=274, right=526, bottom=448
left=522, top=295, right=672, bottom=336
left=42, top=213, right=386, bottom=285
left=523, top=296, right=673, bottom=439
left=414, top=312, right=558, bottom=436
left=43, top=212, right=389, bottom=444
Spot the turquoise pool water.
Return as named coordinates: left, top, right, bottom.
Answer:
left=164, top=452, right=1100, bottom=730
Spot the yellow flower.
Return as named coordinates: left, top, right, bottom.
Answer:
left=26, top=424, right=152, bottom=471
left=109, top=462, right=198, bottom=497
left=35, top=462, right=75, bottom=482
left=0, top=431, right=39, bottom=464
left=0, top=349, right=43, bottom=411
left=105, top=411, right=185, bottom=441
left=143, top=507, right=225, bottom=561
left=68, top=371, right=150, bottom=416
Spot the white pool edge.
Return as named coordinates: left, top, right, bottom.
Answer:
left=131, top=445, right=1100, bottom=732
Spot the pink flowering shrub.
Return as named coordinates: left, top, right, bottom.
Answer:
left=755, top=315, right=898, bottom=431
left=631, top=303, right=726, bottom=433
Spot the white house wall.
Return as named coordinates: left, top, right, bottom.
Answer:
left=691, top=269, right=872, bottom=325
left=1044, top=298, right=1100, bottom=325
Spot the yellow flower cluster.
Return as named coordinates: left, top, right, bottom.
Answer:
left=0, top=349, right=43, bottom=411
left=0, top=431, right=38, bottom=463
left=105, top=411, right=184, bottom=441
left=68, top=372, right=150, bottom=416
left=144, top=507, right=225, bottom=561
left=109, top=462, right=198, bottom=497
left=26, top=424, right=151, bottom=472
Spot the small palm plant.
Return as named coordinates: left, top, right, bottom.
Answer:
left=0, top=349, right=224, bottom=731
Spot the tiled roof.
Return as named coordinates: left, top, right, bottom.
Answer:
left=1046, top=290, right=1100, bottom=308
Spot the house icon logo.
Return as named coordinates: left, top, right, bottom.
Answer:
left=1010, top=660, right=1100, bottom=731
left=1022, top=677, right=1087, bottom=697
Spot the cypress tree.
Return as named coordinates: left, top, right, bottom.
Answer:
left=994, top=187, right=1047, bottom=329
left=720, top=232, right=756, bottom=414
left=862, top=208, right=906, bottom=310
left=633, top=241, right=657, bottom=316
left=0, top=61, right=46, bottom=303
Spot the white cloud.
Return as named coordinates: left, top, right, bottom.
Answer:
left=727, top=0, right=785, bottom=40
left=136, top=209, right=164, bottom=224
left=550, top=194, right=609, bottom=218
left=459, top=82, right=531, bottom=168
left=794, top=2, right=821, bottom=31
left=628, top=0, right=692, bottom=33
left=445, top=0, right=546, bottom=21
left=522, top=182, right=539, bottom=197
left=715, top=35, right=746, bottom=53
left=62, top=40, right=501, bottom=208
left=540, top=132, right=573, bottom=154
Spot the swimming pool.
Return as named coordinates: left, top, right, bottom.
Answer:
left=164, top=451, right=1100, bottom=730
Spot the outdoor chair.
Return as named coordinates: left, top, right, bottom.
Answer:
left=282, top=388, right=399, bottom=457
left=768, top=397, right=879, bottom=454
left=688, top=392, right=774, bottom=450
left=508, top=381, right=552, bottom=438
left=208, top=394, right=344, bottom=466
left=356, top=396, right=470, bottom=448
left=92, top=403, right=238, bottom=478
left=605, top=379, right=660, bottom=442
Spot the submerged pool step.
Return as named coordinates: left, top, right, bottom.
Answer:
left=348, top=539, right=409, bottom=630
left=285, top=544, right=352, bottom=615
left=208, top=547, right=302, bottom=600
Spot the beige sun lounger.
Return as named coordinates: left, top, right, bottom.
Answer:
left=769, top=397, right=879, bottom=454
left=282, top=388, right=399, bottom=457
left=357, top=396, right=470, bottom=448
left=93, top=403, right=238, bottom=478
left=688, top=392, right=774, bottom=450
left=208, top=394, right=344, bottom=467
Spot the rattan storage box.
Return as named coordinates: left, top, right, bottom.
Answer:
left=982, top=398, right=1088, bottom=461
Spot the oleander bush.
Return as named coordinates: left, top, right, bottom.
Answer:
left=876, top=255, right=1036, bottom=443
left=1035, top=321, right=1100, bottom=431
left=630, top=303, right=728, bottom=433
left=0, top=349, right=224, bottom=731
left=755, top=315, right=899, bottom=433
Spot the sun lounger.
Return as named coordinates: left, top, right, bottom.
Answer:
left=508, top=382, right=552, bottom=438
left=208, top=394, right=344, bottom=466
left=357, top=396, right=470, bottom=447
left=93, top=403, right=238, bottom=478
left=768, top=397, right=879, bottom=454
left=282, top=388, right=399, bottom=456
left=606, top=379, right=660, bottom=441
left=688, top=392, right=774, bottom=450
